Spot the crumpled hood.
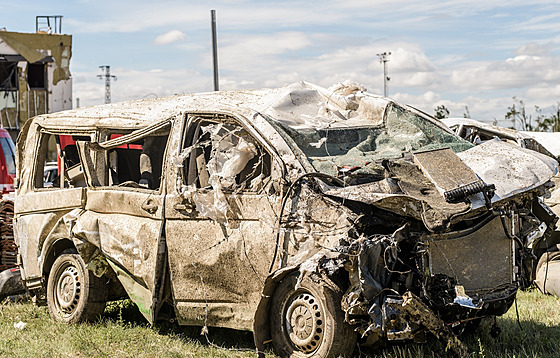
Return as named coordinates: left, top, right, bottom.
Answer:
left=323, top=138, right=558, bottom=229
left=457, top=138, right=558, bottom=207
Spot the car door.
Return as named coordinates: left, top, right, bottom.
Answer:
left=76, top=119, right=172, bottom=323
left=164, top=113, right=283, bottom=330
left=15, top=129, right=92, bottom=285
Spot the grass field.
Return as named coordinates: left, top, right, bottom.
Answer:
left=0, top=288, right=558, bottom=357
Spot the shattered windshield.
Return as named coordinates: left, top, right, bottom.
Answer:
left=277, top=103, right=474, bottom=178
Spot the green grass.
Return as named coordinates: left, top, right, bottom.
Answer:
left=0, top=289, right=558, bottom=357
left=0, top=299, right=269, bottom=358
left=359, top=289, right=560, bottom=358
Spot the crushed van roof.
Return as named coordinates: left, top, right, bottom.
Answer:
left=31, top=81, right=391, bottom=130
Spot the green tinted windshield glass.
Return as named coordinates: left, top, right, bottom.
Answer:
left=279, top=103, right=473, bottom=176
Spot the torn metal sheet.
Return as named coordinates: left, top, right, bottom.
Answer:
left=107, top=260, right=153, bottom=321
left=400, top=292, right=468, bottom=357
left=443, top=117, right=560, bottom=296
left=457, top=139, right=557, bottom=202
left=521, top=131, right=560, bottom=160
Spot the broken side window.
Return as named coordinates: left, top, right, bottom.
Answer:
left=78, top=120, right=171, bottom=190
left=182, top=116, right=271, bottom=193
left=34, top=132, right=86, bottom=189
left=103, top=133, right=169, bottom=190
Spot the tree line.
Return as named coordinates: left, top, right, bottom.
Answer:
left=434, top=99, right=560, bottom=132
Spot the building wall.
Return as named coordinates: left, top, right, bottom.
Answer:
left=0, top=31, right=72, bottom=140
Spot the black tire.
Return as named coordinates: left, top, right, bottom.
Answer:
left=269, top=273, right=357, bottom=358
left=453, top=317, right=483, bottom=336
left=46, top=249, right=107, bottom=323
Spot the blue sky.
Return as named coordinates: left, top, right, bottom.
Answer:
left=2, top=0, right=560, bottom=127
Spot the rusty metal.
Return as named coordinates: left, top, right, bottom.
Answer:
left=0, top=200, right=15, bottom=271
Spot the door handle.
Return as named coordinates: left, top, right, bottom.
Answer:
left=173, top=201, right=195, bottom=212
left=141, top=200, right=158, bottom=214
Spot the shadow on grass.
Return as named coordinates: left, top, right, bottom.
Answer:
left=101, top=298, right=560, bottom=358
left=356, top=316, right=560, bottom=358
left=102, top=299, right=258, bottom=351
left=473, top=316, right=560, bottom=358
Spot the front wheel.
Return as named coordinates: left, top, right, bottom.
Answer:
left=269, top=273, right=357, bottom=358
left=536, top=250, right=560, bottom=295
left=47, top=249, right=107, bottom=323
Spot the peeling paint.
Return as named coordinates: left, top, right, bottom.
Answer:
left=0, top=31, right=72, bottom=131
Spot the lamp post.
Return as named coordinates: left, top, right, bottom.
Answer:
left=377, top=52, right=391, bottom=97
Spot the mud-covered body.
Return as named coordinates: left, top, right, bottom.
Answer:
left=14, top=82, right=558, bottom=356
left=443, top=117, right=560, bottom=297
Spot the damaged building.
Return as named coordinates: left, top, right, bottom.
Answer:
left=13, top=81, right=560, bottom=357
left=0, top=19, right=72, bottom=140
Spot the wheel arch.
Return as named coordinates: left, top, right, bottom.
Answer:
left=253, top=266, right=300, bottom=358
left=42, top=238, right=76, bottom=281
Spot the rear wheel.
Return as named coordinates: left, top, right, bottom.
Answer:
left=47, top=249, right=107, bottom=323
left=270, top=273, right=357, bottom=358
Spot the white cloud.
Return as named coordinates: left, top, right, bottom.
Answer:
left=388, top=48, right=436, bottom=73
left=393, top=91, right=441, bottom=108
left=55, top=1, right=560, bottom=125
left=220, top=32, right=311, bottom=65
left=515, top=41, right=556, bottom=56
left=399, top=72, right=440, bottom=87
left=72, top=32, right=560, bottom=126
left=447, top=53, right=560, bottom=91
left=73, top=67, right=211, bottom=107
left=153, top=30, right=186, bottom=45
left=526, top=85, right=560, bottom=100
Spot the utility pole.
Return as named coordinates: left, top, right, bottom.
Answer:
left=97, top=65, right=117, bottom=104
left=211, top=10, right=219, bottom=91
left=511, top=103, right=516, bottom=129
left=377, top=52, right=391, bottom=97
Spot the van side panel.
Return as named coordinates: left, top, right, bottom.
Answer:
left=14, top=188, right=85, bottom=282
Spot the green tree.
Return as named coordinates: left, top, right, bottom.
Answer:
left=505, top=97, right=560, bottom=132
left=434, top=104, right=450, bottom=119
left=505, top=97, right=534, bottom=130
left=533, top=102, right=560, bottom=132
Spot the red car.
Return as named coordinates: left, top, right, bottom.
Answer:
left=0, top=129, right=15, bottom=195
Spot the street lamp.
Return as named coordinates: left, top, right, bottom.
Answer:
left=377, top=52, right=391, bottom=97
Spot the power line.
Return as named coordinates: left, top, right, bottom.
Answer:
left=97, top=65, right=117, bottom=104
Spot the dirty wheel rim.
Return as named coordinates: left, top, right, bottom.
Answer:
left=55, top=264, right=81, bottom=316
left=284, top=291, right=324, bottom=353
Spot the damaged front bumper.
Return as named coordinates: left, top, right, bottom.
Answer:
left=305, top=210, right=529, bottom=356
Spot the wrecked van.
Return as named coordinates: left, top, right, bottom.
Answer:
left=14, top=81, right=559, bottom=357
